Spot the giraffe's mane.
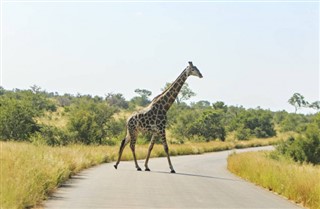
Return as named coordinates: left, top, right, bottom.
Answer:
left=150, top=68, right=187, bottom=105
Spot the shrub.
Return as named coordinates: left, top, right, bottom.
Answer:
left=30, top=125, right=71, bottom=146
left=0, top=98, right=39, bottom=140
left=276, top=114, right=320, bottom=164
left=231, top=108, right=276, bottom=140
left=188, top=109, right=226, bottom=141
left=67, top=100, right=117, bottom=145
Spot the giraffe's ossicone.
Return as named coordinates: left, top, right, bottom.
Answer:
left=114, top=61, right=203, bottom=173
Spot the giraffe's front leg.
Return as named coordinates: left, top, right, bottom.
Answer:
left=160, top=130, right=175, bottom=173
left=144, top=135, right=155, bottom=171
left=130, top=139, right=142, bottom=171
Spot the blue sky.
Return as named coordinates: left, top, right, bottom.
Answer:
left=1, top=1, right=319, bottom=113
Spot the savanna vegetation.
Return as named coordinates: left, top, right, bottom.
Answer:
left=228, top=113, right=320, bottom=209
left=2, top=85, right=317, bottom=145
left=0, top=84, right=319, bottom=209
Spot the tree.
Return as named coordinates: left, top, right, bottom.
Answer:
left=188, top=109, right=226, bottom=141
left=67, top=100, right=117, bottom=144
left=30, top=85, right=42, bottom=94
left=276, top=113, right=320, bottom=164
left=162, top=82, right=196, bottom=104
left=288, top=93, right=308, bottom=113
left=0, top=98, right=39, bottom=140
left=309, top=101, right=320, bottom=112
left=134, top=89, right=152, bottom=98
left=105, top=93, right=129, bottom=109
left=191, top=100, right=211, bottom=109
left=230, top=108, right=276, bottom=140
left=212, top=101, right=228, bottom=113
left=130, top=89, right=152, bottom=107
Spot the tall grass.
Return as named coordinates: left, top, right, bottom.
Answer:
left=228, top=151, right=320, bottom=209
left=1, top=137, right=281, bottom=209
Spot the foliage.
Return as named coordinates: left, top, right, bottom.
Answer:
left=188, top=109, right=226, bottom=141
left=212, top=101, right=228, bottom=112
left=287, top=92, right=319, bottom=113
left=67, top=99, right=118, bottom=145
left=190, top=100, right=211, bottom=109
left=0, top=86, right=315, bottom=146
left=105, top=93, right=129, bottom=109
left=0, top=98, right=39, bottom=140
left=169, top=105, right=200, bottom=140
left=30, top=125, right=71, bottom=146
left=274, top=111, right=311, bottom=133
left=288, top=93, right=308, bottom=113
left=275, top=113, right=320, bottom=164
left=130, top=88, right=152, bottom=107
left=309, top=101, right=320, bottom=111
left=229, top=108, right=276, bottom=140
left=162, top=82, right=196, bottom=104
left=0, top=86, right=56, bottom=141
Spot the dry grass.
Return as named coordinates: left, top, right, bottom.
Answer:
left=228, top=151, right=320, bottom=209
left=1, top=136, right=283, bottom=209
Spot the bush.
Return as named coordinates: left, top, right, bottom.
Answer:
left=231, top=108, right=276, bottom=140
left=235, top=126, right=251, bottom=140
left=67, top=99, right=117, bottom=145
left=276, top=114, right=320, bottom=164
left=279, top=113, right=310, bottom=133
left=0, top=98, right=39, bottom=140
left=30, top=125, right=71, bottom=146
left=188, top=109, right=226, bottom=141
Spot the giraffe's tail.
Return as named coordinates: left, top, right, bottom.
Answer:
left=114, top=138, right=127, bottom=170
left=118, top=137, right=126, bottom=154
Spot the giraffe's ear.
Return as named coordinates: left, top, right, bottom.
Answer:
left=188, top=61, right=193, bottom=67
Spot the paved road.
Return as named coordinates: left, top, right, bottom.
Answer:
left=44, top=146, right=302, bottom=209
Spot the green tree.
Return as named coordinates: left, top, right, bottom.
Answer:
left=279, top=113, right=310, bottom=133
left=130, top=89, right=152, bottom=107
left=105, top=93, right=129, bottom=109
left=191, top=100, right=211, bottom=109
left=188, top=109, right=226, bottom=141
left=67, top=100, right=117, bottom=144
left=309, top=101, right=320, bottom=112
left=170, top=107, right=199, bottom=140
left=276, top=113, right=320, bottom=164
left=212, top=101, right=228, bottom=113
left=288, top=93, right=308, bottom=113
left=162, top=82, right=196, bottom=104
left=0, top=98, right=39, bottom=140
left=231, top=108, right=276, bottom=140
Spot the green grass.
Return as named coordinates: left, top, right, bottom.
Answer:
left=1, top=136, right=283, bottom=209
left=227, top=151, right=320, bottom=209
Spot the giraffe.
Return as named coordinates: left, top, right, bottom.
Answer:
left=114, top=61, right=203, bottom=173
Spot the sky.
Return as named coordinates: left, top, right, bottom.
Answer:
left=1, top=0, right=319, bottom=113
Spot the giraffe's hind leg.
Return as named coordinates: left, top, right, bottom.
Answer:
left=114, top=135, right=130, bottom=169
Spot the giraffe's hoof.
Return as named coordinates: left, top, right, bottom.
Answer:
left=137, top=168, right=142, bottom=171
left=145, top=168, right=151, bottom=171
left=114, top=165, right=117, bottom=169
left=170, top=170, right=176, bottom=173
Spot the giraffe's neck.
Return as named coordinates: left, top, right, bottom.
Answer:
left=152, top=69, right=188, bottom=111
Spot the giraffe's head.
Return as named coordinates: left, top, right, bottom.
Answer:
left=186, top=61, right=203, bottom=78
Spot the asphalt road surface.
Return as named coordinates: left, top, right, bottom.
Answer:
left=44, top=146, right=303, bottom=209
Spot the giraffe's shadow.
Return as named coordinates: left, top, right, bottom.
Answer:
left=149, top=170, right=242, bottom=182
